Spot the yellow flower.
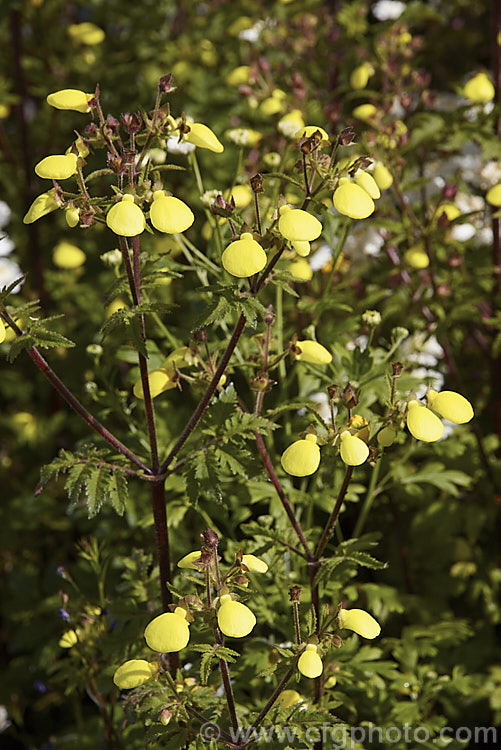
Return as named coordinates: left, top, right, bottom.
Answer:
left=349, top=62, right=374, bottom=90
left=426, top=389, right=474, bottom=424
left=339, top=430, right=369, bottom=466
left=68, top=22, right=105, bottom=45
left=177, top=551, right=202, bottom=569
left=59, top=630, right=78, bottom=648
left=11, top=412, right=37, bottom=441
left=133, top=369, right=176, bottom=400
left=433, top=202, right=460, bottom=222
left=53, top=241, right=86, bottom=269
left=338, top=608, right=381, bottom=639
left=113, top=659, right=157, bottom=689
left=65, top=206, right=80, bottom=228
left=333, top=179, right=375, bottom=220
left=106, top=195, right=146, bottom=237
left=486, top=183, right=501, bottom=207
left=105, top=298, right=127, bottom=318
left=278, top=109, right=305, bottom=138
left=353, top=169, right=380, bottom=200
left=144, top=607, right=190, bottom=652
left=184, top=123, right=224, bottom=153
left=260, top=93, right=286, bottom=116
left=406, top=400, right=444, bottom=442
left=404, top=245, right=429, bottom=269
left=217, top=594, right=256, bottom=638
left=295, top=125, right=330, bottom=143
left=463, top=72, right=495, bottom=103
left=291, top=240, right=311, bottom=257
left=295, top=339, right=332, bottom=364
left=226, top=184, right=253, bottom=209
left=23, top=190, right=60, bottom=224
left=149, top=191, right=194, bottom=234
left=222, top=233, right=267, bottom=277
left=46, top=89, right=93, bottom=113
left=226, top=65, right=251, bottom=86
left=352, top=103, right=377, bottom=122
left=278, top=206, right=322, bottom=242
left=281, top=434, right=321, bottom=477
left=377, top=426, right=396, bottom=447
left=0, top=318, right=5, bottom=344
left=242, top=554, right=268, bottom=573
left=275, top=689, right=302, bottom=708
left=35, top=153, right=78, bottom=180
left=289, top=258, right=313, bottom=281
left=372, top=163, right=393, bottom=190
left=298, top=644, right=323, bottom=678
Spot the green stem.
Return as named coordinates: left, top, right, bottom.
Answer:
left=353, top=457, right=381, bottom=538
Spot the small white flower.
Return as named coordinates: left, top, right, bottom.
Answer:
left=480, top=160, right=501, bottom=189
left=0, top=257, right=23, bottom=293
left=166, top=136, right=195, bottom=155
left=200, top=189, right=221, bottom=207
left=238, top=20, right=265, bottom=43
left=344, top=224, right=384, bottom=259
left=226, top=128, right=251, bottom=146
left=450, top=223, right=476, bottom=242
left=0, top=705, right=11, bottom=732
left=0, top=234, right=15, bottom=257
left=372, top=1, right=406, bottom=21
left=310, top=243, right=332, bottom=271
left=0, top=201, right=11, bottom=229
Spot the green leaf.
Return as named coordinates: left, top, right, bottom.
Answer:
left=108, top=470, right=128, bottom=516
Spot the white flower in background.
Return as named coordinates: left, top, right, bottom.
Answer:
left=480, top=160, right=501, bottom=189
left=401, top=333, right=444, bottom=399
left=0, top=257, right=23, bottom=293
left=309, top=391, right=331, bottom=422
left=309, top=243, right=332, bottom=271
left=140, top=148, right=166, bottom=165
left=0, top=201, right=11, bottom=229
left=0, top=705, right=11, bottom=731
left=372, top=1, right=406, bottom=21
left=0, top=234, right=15, bottom=256
left=450, top=223, right=476, bottom=243
left=344, top=224, right=384, bottom=259
left=455, top=192, right=484, bottom=215
left=239, top=20, right=265, bottom=43
left=166, top=136, right=195, bottom=155
left=200, top=189, right=221, bottom=207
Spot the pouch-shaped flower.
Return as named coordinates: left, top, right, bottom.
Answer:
left=53, top=241, right=86, bottom=269
left=35, top=153, right=78, bottom=180
left=338, top=608, right=381, bottom=639
left=349, top=62, right=374, bottom=90
left=486, top=183, right=501, bottom=207
left=281, top=434, right=320, bottom=477
left=222, top=233, right=267, bottom=277
left=291, top=240, right=311, bottom=257
left=59, top=630, right=78, bottom=648
left=406, top=400, right=444, bottom=442
left=65, top=207, right=80, bottom=228
left=352, top=103, right=377, bottom=122
left=404, top=245, right=429, bottom=269
left=106, top=195, right=146, bottom=237
left=23, top=190, right=60, bottom=224
left=217, top=595, right=256, bottom=638
left=377, top=426, right=396, bottom=447
left=339, top=431, right=369, bottom=466
left=275, top=689, right=302, bottom=708
left=463, top=72, right=495, bottom=103
left=278, top=206, right=322, bottom=242
left=68, top=22, right=105, bottom=45
left=46, top=89, right=93, bottom=113
left=0, top=319, right=5, bottom=344
left=144, top=608, right=190, bottom=652
left=113, top=659, right=157, bottom=689
left=184, top=123, right=224, bottom=153
left=133, top=369, right=175, bottom=400
left=298, top=644, right=323, bottom=678
left=372, top=163, right=393, bottom=190
left=426, top=389, right=474, bottom=424
left=433, top=202, right=460, bottom=222
left=353, top=169, right=380, bottom=200
left=149, top=191, right=194, bottom=234
left=333, top=179, right=375, bottom=220
left=295, top=339, right=332, bottom=364
left=177, top=550, right=202, bottom=569
left=241, top=554, right=268, bottom=573
left=289, top=258, right=313, bottom=281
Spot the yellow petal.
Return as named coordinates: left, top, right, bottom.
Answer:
left=53, top=241, right=86, bottom=269
left=0, top=318, right=5, bottom=344
left=23, top=190, right=60, bottom=224
left=241, top=554, right=268, bottom=573
left=433, top=203, right=460, bottom=222
left=486, top=183, right=501, bottom=207
left=291, top=240, right=311, bottom=257
left=106, top=195, right=146, bottom=237
left=278, top=206, right=322, bottom=242
left=295, top=340, right=332, bottom=364
left=217, top=595, right=256, bottom=638
left=275, top=689, right=303, bottom=708
left=463, top=72, right=495, bottom=103
left=352, top=103, right=377, bottom=122
left=46, top=89, right=93, bottom=113
left=68, top=22, right=105, bottom=45
left=185, top=123, right=224, bottom=153
left=35, top=153, right=78, bottom=180
left=406, top=400, right=444, bottom=442
left=289, top=258, right=313, bottom=281
left=226, top=65, right=251, bottom=86
left=227, top=184, right=253, bottom=209
left=65, top=207, right=80, bottom=227
left=427, top=389, right=473, bottom=424
left=372, top=163, right=393, bottom=190
left=339, top=431, right=369, bottom=466
left=353, top=169, right=380, bottom=200
left=338, top=608, right=380, bottom=638
left=177, top=550, right=202, bottom=569
left=59, top=630, right=78, bottom=648
left=133, top=369, right=174, bottom=399
left=281, top=435, right=321, bottom=477
left=349, top=63, right=374, bottom=90
left=404, top=245, right=429, bottom=269
left=113, top=659, right=157, bottom=689
left=150, top=191, right=194, bottom=233
left=296, top=125, right=329, bottom=142
left=298, top=645, right=323, bottom=678
left=333, top=181, right=375, bottom=220
left=144, top=611, right=190, bottom=652
left=222, top=233, right=267, bottom=277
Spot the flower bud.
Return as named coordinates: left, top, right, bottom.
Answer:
left=222, top=233, right=267, bottom=277
left=23, top=190, right=60, bottom=224
left=339, top=431, right=369, bottom=466
left=426, top=389, right=473, bottom=424
left=113, top=659, right=157, bottom=689
left=338, top=608, right=380, bottom=639
left=278, top=206, right=322, bottom=242
left=46, top=89, right=93, bottom=113
left=281, top=434, right=321, bottom=477
left=333, top=180, right=375, bottom=220
left=65, top=206, right=80, bottom=228
left=106, top=195, right=146, bottom=237
left=53, top=241, right=86, bottom=269
left=149, top=191, right=194, bottom=234
left=298, top=644, right=323, bottom=678
left=144, top=609, right=190, bottom=652
left=217, top=595, right=256, bottom=638
left=295, top=340, right=332, bottom=364
left=184, top=123, right=224, bottom=153
left=463, top=72, right=495, bottom=103
left=377, top=426, right=396, bottom=447
left=35, top=153, right=78, bottom=180
left=406, top=400, right=444, bottom=442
